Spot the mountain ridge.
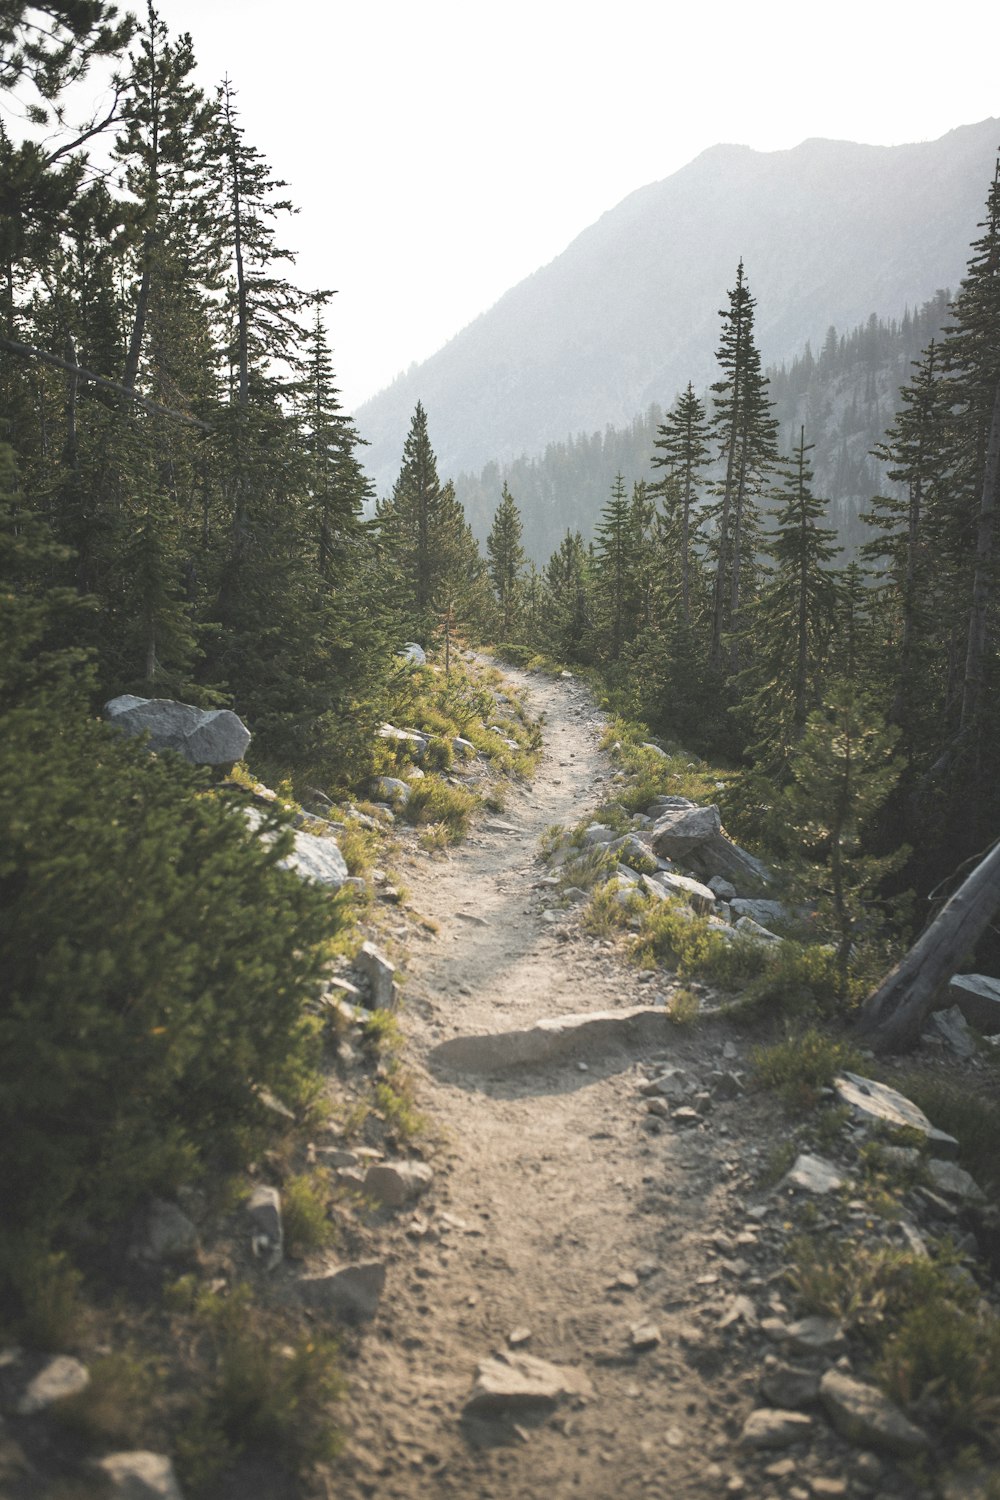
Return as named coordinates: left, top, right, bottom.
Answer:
left=356, top=119, right=1000, bottom=494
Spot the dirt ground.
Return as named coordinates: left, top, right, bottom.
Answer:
left=330, top=670, right=906, bottom=1500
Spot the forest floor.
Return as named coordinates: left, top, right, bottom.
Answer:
left=329, top=667, right=931, bottom=1500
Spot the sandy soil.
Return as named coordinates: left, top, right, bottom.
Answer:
left=330, top=671, right=885, bottom=1500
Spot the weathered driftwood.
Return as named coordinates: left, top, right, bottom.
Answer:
left=857, top=836, right=1000, bottom=1052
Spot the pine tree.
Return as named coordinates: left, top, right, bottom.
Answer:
left=377, top=402, right=483, bottom=641
left=741, top=428, right=842, bottom=771
left=707, top=262, right=778, bottom=671
left=543, top=530, right=592, bottom=663
left=591, top=472, right=634, bottom=661
left=486, top=481, right=526, bottom=638
left=650, top=382, right=710, bottom=625
left=784, top=681, right=907, bottom=995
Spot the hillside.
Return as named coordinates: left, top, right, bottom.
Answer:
left=357, top=120, right=999, bottom=495
left=456, top=294, right=952, bottom=564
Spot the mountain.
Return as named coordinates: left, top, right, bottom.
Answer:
left=455, top=295, right=952, bottom=564
left=356, top=120, right=1000, bottom=496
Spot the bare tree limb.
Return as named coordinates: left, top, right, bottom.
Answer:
left=0, top=333, right=213, bottom=432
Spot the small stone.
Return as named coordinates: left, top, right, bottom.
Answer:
left=673, top=1106, right=702, bottom=1127
left=92, top=1452, right=184, bottom=1499
left=739, top=1408, right=813, bottom=1449
left=138, top=1199, right=199, bottom=1262
left=298, top=1261, right=386, bottom=1321
left=810, top=1481, right=848, bottom=1497
left=760, top=1364, right=821, bottom=1409
left=364, top=1161, right=434, bottom=1208
left=784, top=1316, right=845, bottom=1356
left=353, top=940, right=398, bottom=1010
left=766, top=1458, right=797, bottom=1478
left=465, top=1352, right=593, bottom=1415
left=247, top=1184, right=283, bottom=1265
left=645, top=1098, right=671, bottom=1118
left=819, top=1368, right=929, bottom=1456
left=784, top=1153, right=844, bottom=1195
left=17, top=1355, right=90, bottom=1414
left=629, top=1322, right=661, bottom=1351
left=507, top=1327, right=532, bottom=1347
left=718, top=1295, right=758, bottom=1329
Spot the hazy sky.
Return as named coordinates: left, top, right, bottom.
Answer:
left=38, top=1, right=1000, bottom=410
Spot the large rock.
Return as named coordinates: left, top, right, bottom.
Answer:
left=649, top=804, right=722, bottom=859
left=377, top=723, right=428, bottom=756
left=373, top=776, right=412, bottom=806
left=946, top=974, right=1000, bottom=1034
left=138, top=1199, right=199, bottom=1263
left=464, top=1352, right=593, bottom=1416
left=687, top=833, right=772, bottom=894
left=243, top=808, right=349, bottom=889
left=298, top=1261, right=386, bottom=1321
left=398, top=642, right=426, bottom=665
left=924, top=1005, right=977, bottom=1059
left=429, top=1007, right=668, bottom=1073
left=92, top=1452, right=185, bottom=1499
left=833, top=1073, right=959, bottom=1158
left=105, top=696, right=250, bottom=765
left=819, top=1368, right=929, bottom=1456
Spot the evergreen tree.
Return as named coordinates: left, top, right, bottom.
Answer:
left=486, top=481, right=527, bottom=638
left=591, top=472, right=634, bottom=661
left=741, top=428, right=842, bottom=771
left=650, top=382, right=710, bottom=625
left=784, top=681, right=907, bottom=996
left=707, top=262, right=778, bottom=671
left=377, top=401, right=483, bottom=641
left=543, top=529, right=592, bottom=663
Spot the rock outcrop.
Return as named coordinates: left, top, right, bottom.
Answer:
left=104, top=696, right=250, bottom=765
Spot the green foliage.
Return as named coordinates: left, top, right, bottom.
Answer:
left=0, top=1240, right=84, bottom=1348
left=889, top=1070, right=1000, bottom=1195
left=55, top=1350, right=159, bottom=1447
left=632, top=899, right=768, bottom=987
left=0, top=707, right=338, bottom=1243
left=878, top=1301, right=1000, bottom=1447
left=282, top=1171, right=335, bottom=1256
left=732, top=942, right=842, bottom=1022
left=403, top=775, right=478, bottom=839
left=177, top=1285, right=342, bottom=1491
left=751, top=1026, right=865, bottom=1112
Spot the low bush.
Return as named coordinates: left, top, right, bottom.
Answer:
left=751, top=1026, right=865, bottom=1113
left=0, top=707, right=339, bottom=1267
left=282, top=1171, right=336, bottom=1257
left=403, top=775, right=478, bottom=839
left=890, top=1069, right=1000, bottom=1196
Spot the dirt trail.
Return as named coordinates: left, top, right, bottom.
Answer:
left=334, top=673, right=777, bottom=1499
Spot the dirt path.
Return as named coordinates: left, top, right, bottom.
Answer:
left=332, top=674, right=828, bottom=1499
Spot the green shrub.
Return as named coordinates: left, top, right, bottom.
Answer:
left=282, top=1171, right=335, bottom=1256
left=0, top=709, right=339, bottom=1247
left=752, top=1026, right=865, bottom=1113
left=177, top=1286, right=342, bottom=1492
left=890, top=1069, right=1000, bottom=1196
left=632, top=898, right=768, bottom=985
left=878, top=1300, right=1000, bottom=1444
left=733, top=941, right=842, bottom=1021
left=403, top=775, right=478, bottom=838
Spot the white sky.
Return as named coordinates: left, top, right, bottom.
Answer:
left=16, top=0, right=1000, bottom=411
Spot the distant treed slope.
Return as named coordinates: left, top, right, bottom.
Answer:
left=455, top=295, right=951, bottom=564
left=357, top=121, right=999, bottom=495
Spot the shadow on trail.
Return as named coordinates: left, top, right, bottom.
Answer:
left=425, top=1005, right=688, bottom=1100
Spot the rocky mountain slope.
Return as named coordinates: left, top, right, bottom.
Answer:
left=356, top=120, right=1000, bottom=497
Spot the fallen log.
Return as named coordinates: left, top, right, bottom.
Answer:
left=857, top=835, right=1000, bottom=1052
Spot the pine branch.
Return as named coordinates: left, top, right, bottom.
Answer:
left=0, top=334, right=213, bottom=432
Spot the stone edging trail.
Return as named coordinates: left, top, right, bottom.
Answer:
left=333, top=671, right=918, bottom=1500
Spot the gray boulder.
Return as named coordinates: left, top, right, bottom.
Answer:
left=299, top=1261, right=386, bottom=1321
left=649, top=804, right=721, bottom=859
left=364, top=1161, right=433, bottom=1208
left=105, top=696, right=250, bottom=765
left=687, top=833, right=772, bottom=894
left=834, top=1072, right=959, bottom=1158
left=819, top=1368, right=929, bottom=1456
left=924, top=1005, right=977, bottom=1059
left=398, top=642, right=426, bottom=665
left=731, top=898, right=790, bottom=927
left=946, top=973, right=1000, bottom=1034
left=134, top=1200, right=199, bottom=1263
left=373, top=776, right=412, bottom=806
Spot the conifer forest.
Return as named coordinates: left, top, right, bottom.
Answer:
left=3, top=5, right=1000, bottom=1497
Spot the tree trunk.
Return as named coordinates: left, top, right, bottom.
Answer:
left=857, top=835, right=1000, bottom=1051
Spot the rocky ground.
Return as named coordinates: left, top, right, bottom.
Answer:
left=4, top=665, right=996, bottom=1500
left=326, top=668, right=996, bottom=1500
